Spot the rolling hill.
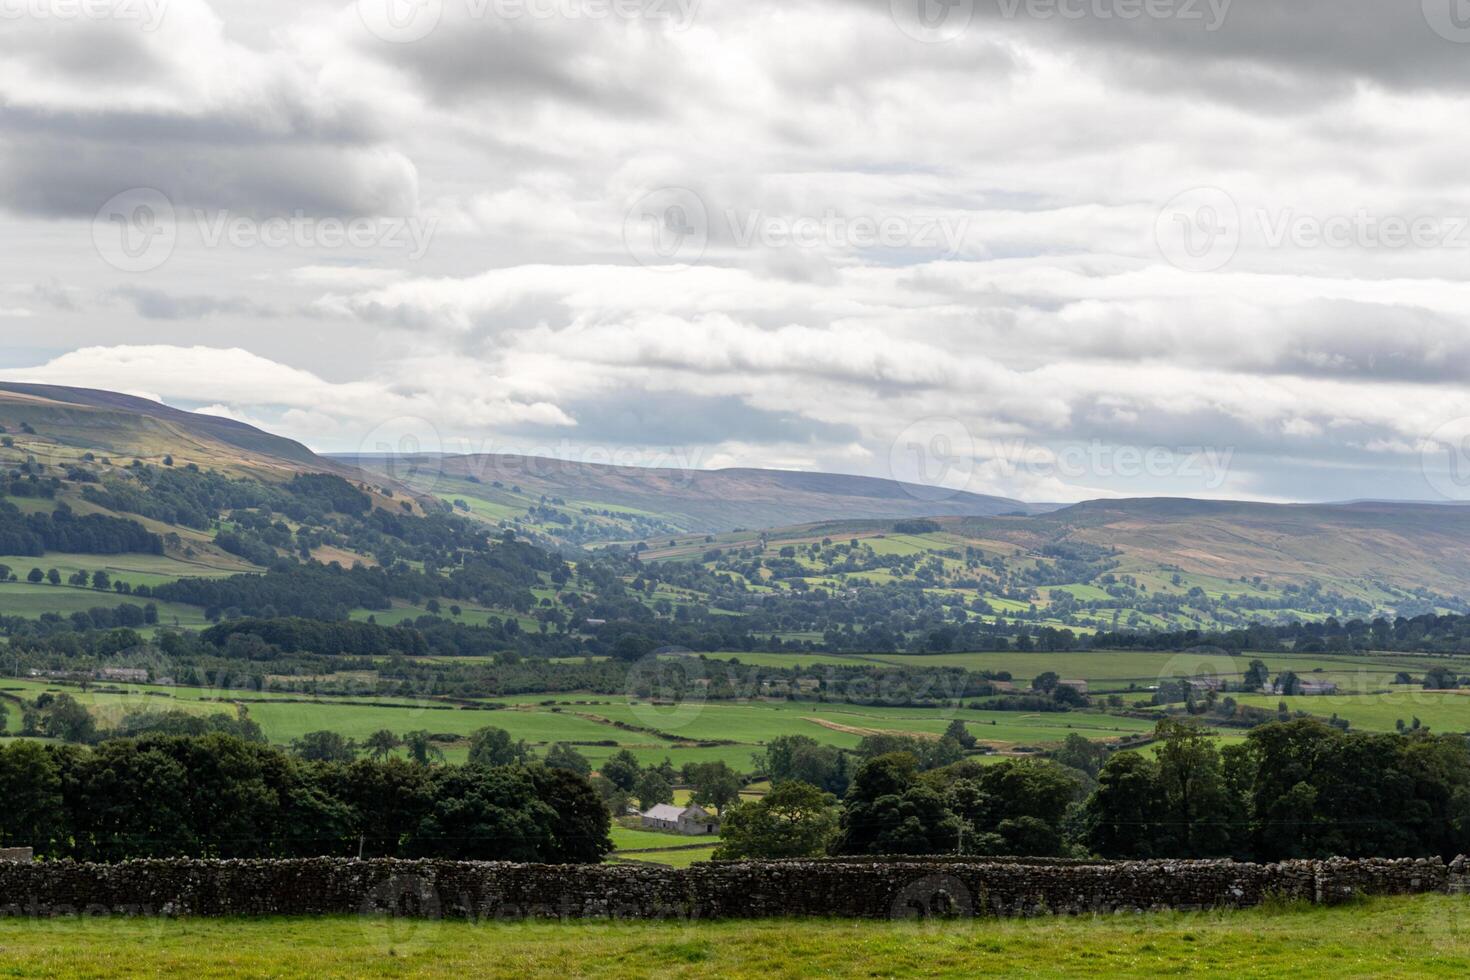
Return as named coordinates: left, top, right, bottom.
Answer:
left=0, top=383, right=355, bottom=480
left=336, top=452, right=1047, bottom=544
left=637, top=498, right=1470, bottom=630
left=6, top=383, right=1470, bottom=629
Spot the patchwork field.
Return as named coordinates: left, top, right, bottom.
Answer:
left=697, top=649, right=1469, bottom=693
left=1234, top=691, right=1470, bottom=735
left=0, top=551, right=246, bottom=590
left=0, top=582, right=211, bottom=626
left=1, top=675, right=1160, bottom=770
left=1, top=895, right=1468, bottom=977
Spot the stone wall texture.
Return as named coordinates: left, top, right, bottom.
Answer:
left=0, top=856, right=1461, bottom=920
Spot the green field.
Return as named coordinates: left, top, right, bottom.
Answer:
left=0, top=551, right=243, bottom=590
left=0, top=582, right=209, bottom=625
left=699, top=650, right=1467, bottom=692
left=1235, top=691, right=1470, bottom=735
left=1, top=895, right=1468, bottom=977
left=608, top=823, right=720, bottom=867
left=4, top=674, right=1160, bottom=771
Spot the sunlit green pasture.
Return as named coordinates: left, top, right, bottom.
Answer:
left=2, top=896, right=1469, bottom=977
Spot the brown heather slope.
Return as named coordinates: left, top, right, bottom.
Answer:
left=951, top=498, right=1470, bottom=597
left=0, top=383, right=360, bottom=481
left=337, top=452, right=1043, bottom=534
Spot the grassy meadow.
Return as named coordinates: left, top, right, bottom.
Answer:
left=2, top=895, right=1469, bottom=977
left=1, top=671, right=1162, bottom=771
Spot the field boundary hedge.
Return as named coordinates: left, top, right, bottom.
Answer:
left=1, top=856, right=1465, bottom=920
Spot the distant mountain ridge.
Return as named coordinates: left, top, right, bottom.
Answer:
left=0, top=383, right=354, bottom=479
left=336, top=451, right=1053, bottom=534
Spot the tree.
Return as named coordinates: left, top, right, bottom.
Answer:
left=363, top=729, right=399, bottom=762
left=686, top=760, right=741, bottom=815
left=1053, top=732, right=1108, bottom=779
left=0, top=741, right=65, bottom=854
left=758, top=735, right=849, bottom=795
left=1424, top=666, right=1459, bottom=690
left=833, top=753, right=963, bottom=855
left=290, top=730, right=358, bottom=763
left=467, top=726, right=533, bottom=768
left=407, top=765, right=571, bottom=863
left=527, top=764, right=613, bottom=863
left=1032, top=671, right=1060, bottom=694
left=1244, top=659, right=1270, bottom=690
left=1275, top=671, right=1303, bottom=696
left=1083, top=752, right=1166, bottom=857
left=92, top=570, right=111, bottom=591
left=600, top=749, right=641, bottom=791
left=46, top=568, right=60, bottom=585
left=1153, top=719, right=1237, bottom=857
left=944, top=719, right=977, bottom=750
left=714, top=781, right=838, bottom=859
left=634, top=769, right=673, bottom=811
left=26, top=567, right=42, bottom=583
left=401, top=730, right=445, bottom=767
left=544, top=742, right=591, bottom=777
left=41, top=694, right=96, bottom=743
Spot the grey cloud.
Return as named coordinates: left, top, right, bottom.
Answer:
left=112, top=286, right=276, bottom=321
left=504, top=391, right=861, bottom=449
left=842, top=0, right=1470, bottom=96
left=0, top=136, right=418, bottom=218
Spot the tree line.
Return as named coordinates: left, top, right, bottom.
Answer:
left=717, top=720, right=1470, bottom=863
left=0, top=733, right=610, bottom=864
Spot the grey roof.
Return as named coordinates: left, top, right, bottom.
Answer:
left=642, top=804, right=684, bottom=821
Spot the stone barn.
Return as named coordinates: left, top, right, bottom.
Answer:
left=639, top=803, right=720, bottom=836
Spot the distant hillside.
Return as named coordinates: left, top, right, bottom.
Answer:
left=336, top=452, right=1047, bottom=543
left=0, top=383, right=355, bottom=480
left=1015, top=498, right=1470, bottom=599
left=636, top=498, right=1470, bottom=629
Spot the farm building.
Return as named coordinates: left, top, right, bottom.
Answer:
left=639, top=803, right=720, bottom=836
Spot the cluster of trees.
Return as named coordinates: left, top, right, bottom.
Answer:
left=717, top=720, right=1470, bottom=864
left=0, top=733, right=610, bottom=863
left=1095, top=613, right=1470, bottom=656
left=82, top=467, right=371, bottom=532
left=586, top=749, right=743, bottom=817
left=1084, top=719, right=1470, bottom=860
left=0, top=501, right=161, bottom=556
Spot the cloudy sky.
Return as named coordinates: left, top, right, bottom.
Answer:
left=5, top=0, right=1470, bottom=504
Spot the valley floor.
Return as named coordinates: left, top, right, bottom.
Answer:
left=2, top=895, right=1468, bottom=978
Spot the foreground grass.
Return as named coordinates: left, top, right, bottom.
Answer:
left=3, top=895, right=1470, bottom=978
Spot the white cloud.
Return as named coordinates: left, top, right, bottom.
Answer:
left=2, top=0, right=1469, bottom=501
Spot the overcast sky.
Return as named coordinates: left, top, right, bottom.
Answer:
left=5, top=0, right=1470, bottom=503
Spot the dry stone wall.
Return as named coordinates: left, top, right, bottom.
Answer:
left=0, top=857, right=1457, bottom=920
